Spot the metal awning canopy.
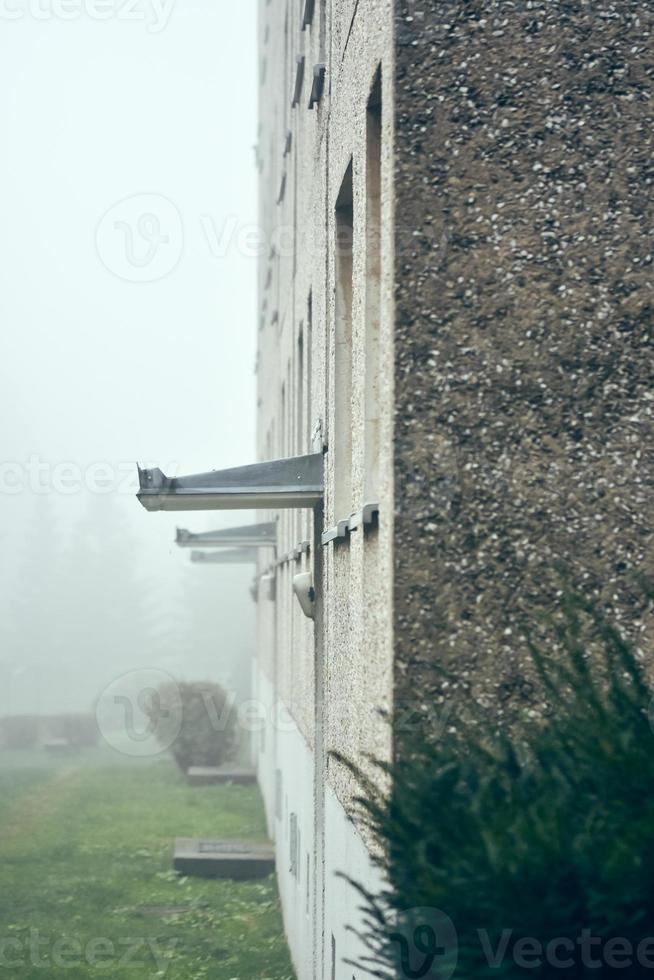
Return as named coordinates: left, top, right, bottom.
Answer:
left=191, top=549, right=257, bottom=565
left=176, top=522, right=277, bottom=549
left=137, top=454, right=323, bottom=512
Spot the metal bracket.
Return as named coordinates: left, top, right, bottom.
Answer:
left=137, top=454, right=324, bottom=513
left=176, top=523, right=277, bottom=549
left=275, top=541, right=311, bottom=567
left=191, top=549, right=258, bottom=565
left=321, top=504, right=379, bottom=544
left=260, top=572, right=276, bottom=602
left=348, top=502, right=380, bottom=532
left=321, top=520, right=350, bottom=545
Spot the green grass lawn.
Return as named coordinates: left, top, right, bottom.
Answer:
left=0, top=750, right=294, bottom=979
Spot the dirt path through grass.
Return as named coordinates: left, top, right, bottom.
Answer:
left=0, top=766, right=81, bottom=846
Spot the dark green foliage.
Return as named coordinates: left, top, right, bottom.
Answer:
left=147, top=680, right=237, bottom=773
left=341, top=592, right=654, bottom=979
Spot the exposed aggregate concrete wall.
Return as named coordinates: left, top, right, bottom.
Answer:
left=392, top=0, right=654, bottom=743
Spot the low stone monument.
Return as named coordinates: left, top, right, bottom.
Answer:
left=185, top=766, right=257, bottom=787
left=174, top=838, right=275, bottom=880
left=42, top=739, right=73, bottom=755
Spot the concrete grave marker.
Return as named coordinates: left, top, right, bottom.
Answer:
left=42, top=739, right=73, bottom=755
left=186, top=766, right=257, bottom=787
left=174, top=838, right=275, bottom=880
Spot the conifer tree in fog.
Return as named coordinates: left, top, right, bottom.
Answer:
left=3, top=492, right=67, bottom=715
left=4, top=491, right=166, bottom=715
left=55, top=492, right=150, bottom=706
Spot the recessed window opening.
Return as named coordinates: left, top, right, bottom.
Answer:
left=319, top=0, right=327, bottom=61
left=306, top=293, right=313, bottom=541
left=281, top=382, right=286, bottom=458
left=297, top=330, right=304, bottom=456
left=287, top=359, right=292, bottom=460
left=306, top=853, right=311, bottom=915
left=334, top=160, right=353, bottom=523
left=306, top=291, right=313, bottom=451
left=365, top=67, right=382, bottom=503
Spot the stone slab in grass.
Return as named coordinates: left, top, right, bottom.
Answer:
left=174, top=838, right=275, bottom=880
left=42, top=740, right=73, bottom=754
left=186, top=766, right=257, bottom=787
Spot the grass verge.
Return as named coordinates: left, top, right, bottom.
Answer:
left=0, top=749, right=294, bottom=979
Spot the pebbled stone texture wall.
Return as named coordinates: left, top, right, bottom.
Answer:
left=392, top=0, right=654, bottom=747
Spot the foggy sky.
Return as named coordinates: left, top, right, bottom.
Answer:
left=0, top=0, right=259, bottom=715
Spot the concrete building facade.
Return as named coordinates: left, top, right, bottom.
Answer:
left=255, top=1, right=654, bottom=978
left=255, top=2, right=394, bottom=977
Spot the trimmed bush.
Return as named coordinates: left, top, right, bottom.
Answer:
left=341, top=591, right=654, bottom=979
left=147, top=680, right=237, bottom=773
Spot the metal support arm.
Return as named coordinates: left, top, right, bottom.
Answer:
left=137, top=454, right=323, bottom=512
left=176, top=522, right=277, bottom=549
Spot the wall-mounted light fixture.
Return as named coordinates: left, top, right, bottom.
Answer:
left=137, top=454, right=323, bottom=512
left=176, top=523, right=277, bottom=550
left=293, top=572, right=315, bottom=620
